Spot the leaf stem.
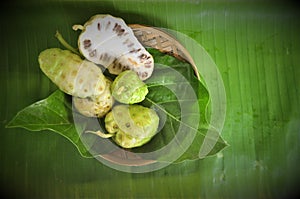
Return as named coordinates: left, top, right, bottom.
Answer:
left=85, top=130, right=114, bottom=138
left=55, top=30, right=81, bottom=56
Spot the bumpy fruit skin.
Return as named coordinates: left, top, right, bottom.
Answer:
left=111, top=70, right=148, bottom=104
left=104, top=105, right=159, bottom=148
left=38, top=48, right=106, bottom=98
left=73, top=78, right=114, bottom=118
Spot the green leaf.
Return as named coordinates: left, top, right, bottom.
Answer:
left=6, top=90, right=92, bottom=158
left=134, top=48, right=228, bottom=162
left=6, top=49, right=228, bottom=163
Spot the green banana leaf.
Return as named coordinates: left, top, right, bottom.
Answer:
left=1, top=0, right=299, bottom=198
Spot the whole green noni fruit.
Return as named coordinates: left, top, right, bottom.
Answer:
left=104, top=104, right=159, bottom=148
left=111, top=70, right=148, bottom=104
